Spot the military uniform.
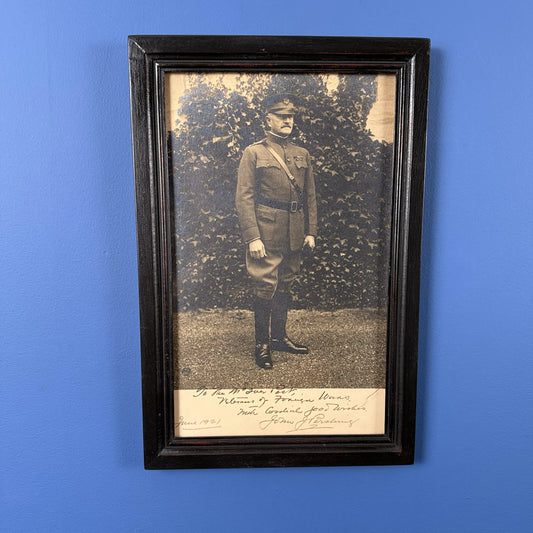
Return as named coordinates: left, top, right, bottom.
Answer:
left=236, top=133, right=317, bottom=297
left=235, top=95, right=317, bottom=369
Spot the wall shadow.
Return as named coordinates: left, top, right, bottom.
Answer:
left=414, top=46, right=445, bottom=463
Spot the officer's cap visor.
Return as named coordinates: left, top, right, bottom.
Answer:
left=269, top=111, right=295, bottom=118
left=264, top=96, right=298, bottom=115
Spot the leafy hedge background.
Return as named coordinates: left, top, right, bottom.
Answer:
left=168, top=73, right=394, bottom=311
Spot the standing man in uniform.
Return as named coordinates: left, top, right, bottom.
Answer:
left=236, top=93, right=317, bottom=369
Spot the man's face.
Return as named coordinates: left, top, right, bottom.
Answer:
left=267, top=112, right=294, bottom=136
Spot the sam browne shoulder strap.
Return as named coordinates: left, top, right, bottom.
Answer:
left=264, top=144, right=305, bottom=206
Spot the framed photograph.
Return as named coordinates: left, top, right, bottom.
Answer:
left=128, top=35, right=430, bottom=468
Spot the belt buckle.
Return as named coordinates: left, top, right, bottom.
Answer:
left=290, top=201, right=298, bottom=212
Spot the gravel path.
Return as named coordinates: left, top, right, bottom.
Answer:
left=174, top=308, right=387, bottom=390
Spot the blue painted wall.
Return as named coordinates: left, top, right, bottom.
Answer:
left=2, top=1, right=532, bottom=531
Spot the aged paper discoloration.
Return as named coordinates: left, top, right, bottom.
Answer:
left=165, top=72, right=396, bottom=143
left=167, top=72, right=394, bottom=438
left=175, top=388, right=385, bottom=437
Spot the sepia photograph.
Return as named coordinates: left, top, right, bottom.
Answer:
left=166, top=71, right=396, bottom=437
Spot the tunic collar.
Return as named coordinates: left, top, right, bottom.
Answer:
left=265, top=131, right=290, bottom=147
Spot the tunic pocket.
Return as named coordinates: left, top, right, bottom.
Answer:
left=293, top=155, right=308, bottom=169
left=255, top=204, right=276, bottom=242
left=256, top=158, right=281, bottom=170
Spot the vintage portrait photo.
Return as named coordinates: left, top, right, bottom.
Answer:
left=165, top=71, right=396, bottom=437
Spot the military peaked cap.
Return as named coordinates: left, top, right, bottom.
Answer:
left=263, top=93, right=299, bottom=115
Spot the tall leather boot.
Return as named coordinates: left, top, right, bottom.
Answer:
left=271, top=291, right=309, bottom=354
left=254, top=297, right=273, bottom=369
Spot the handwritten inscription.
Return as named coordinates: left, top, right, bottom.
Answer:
left=175, top=388, right=385, bottom=437
left=176, top=416, right=222, bottom=431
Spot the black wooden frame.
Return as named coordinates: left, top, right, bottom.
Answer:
left=128, top=35, right=430, bottom=469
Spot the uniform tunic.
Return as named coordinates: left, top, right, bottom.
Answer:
left=236, top=133, right=317, bottom=298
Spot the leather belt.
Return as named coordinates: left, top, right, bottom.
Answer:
left=256, top=195, right=303, bottom=212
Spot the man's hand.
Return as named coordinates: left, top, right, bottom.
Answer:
left=248, top=239, right=266, bottom=259
left=303, top=235, right=316, bottom=250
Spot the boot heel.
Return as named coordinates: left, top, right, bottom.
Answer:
left=255, top=342, right=273, bottom=369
